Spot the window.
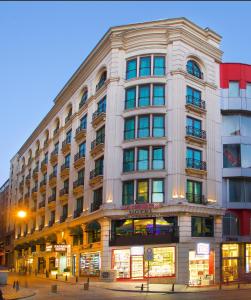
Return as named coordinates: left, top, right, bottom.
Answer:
left=44, top=152, right=48, bottom=164
left=95, top=157, right=104, bottom=175
left=76, top=197, right=83, bottom=211
left=152, top=179, right=164, bottom=202
left=50, top=210, right=55, bottom=223
left=137, top=147, right=149, bottom=171
left=139, top=85, right=150, bottom=107
left=124, top=117, right=135, bottom=140
left=97, top=96, right=106, bottom=113
left=123, top=149, right=135, bottom=172
left=241, top=144, right=251, bottom=168
left=96, top=71, right=107, bottom=91
left=223, top=213, right=239, bottom=236
left=153, top=84, right=165, bottom=106
left=65, top=154, right=70, bottom=168
left=66, top=130, right=72, bottom=143
left=87, top=221, right=101, bottom=244
left=52, top=164, right=57, bottom=176
left=137, top=180, right=149, bottom=203
left=186, top=86, right=202, bottom=108
left=241, top=116, right=251, bottom=137
left=78, top=169, right=84, bottom=180
left=222, top=115, right=241, bottom=136
left=126, top=59, right=137, bottom=80
left=96, top=126, right=105, bottom=145
left=186, top=60, right=203, bottom=79
left=247, top=83, right=251, bottom=98
left=186, top=117, right=202, bottom=138
left=223, top=144, right=241, bottom=168
left=64, top=179, right=69, bottom=190
left=138, top=115, right=150, bottom=138
left=80, top=115, right=87, bottom=129
left=139, top=56, right=151, bottom=77
left=152, top=147, right=164, bottom=170
left=62, top=204, right=68, bottom=218
left=79, top=142, right=86, bottom=157
left=125, top=87, right=136, bottom=109
left=191, top=216, right=214, bottom=237
left=229, top=178, right=251, bottom=203
left=229, top=81, right=240, bottom=97
left=122, top=181, right=134, bottom=205
left=92, top=188, right=103, bottom=211
left=153, top=115, right=165, bottom=137
left=54, top=142, right=59, bottom=154
left=186, top=180, right=202, bottom=204
left=80, top=89, right=88, bottom=108
left=153, top=56, right=165, bottom=76
left=187, top=148, right=202, bottom=169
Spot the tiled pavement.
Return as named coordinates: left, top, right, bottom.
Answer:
left=0, top=284, right=35, bottom=300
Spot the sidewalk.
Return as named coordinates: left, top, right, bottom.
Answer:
left=19, top=273, right=251, bottom=294
left=0, top=285, right=35, bottom=300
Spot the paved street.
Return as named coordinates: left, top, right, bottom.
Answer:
left=5, top=273, right=251, bottom=300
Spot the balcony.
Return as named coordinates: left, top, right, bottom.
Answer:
left=89, top=166, right=103, bottom=188
left=50, top=149, right=58, bottom=165
left=185, top=158, right=207, bottom=177
left=25, top=175, right=31, bottom=186
left=60, top=163, right=70, bottom=179
left=109, top=226, right=179, bottom=246
left=31, top=187, right=38, bottom=199
left=73, top=208, right=83, bottom=218
left=38, top=200, right=45, bottom=212
left=32, top=167, right=38, bottom=180
left=186, top=126, right=207, bottom=146
left=39, top=179, right=47, bottom=193
left=73, top=177, right=84, bottom=197
left=48, top=194, right=56, bottom=208
left=74, top=152, right=85, bottom=169
left=92, top=110, right=106, bottom=129
left=49, top=172, right=57, bottom=187
left=186, top=95, right=206, bottom=115
left=60, top=215, right=67, bottom=223
left=90, top=134, right=105, bottom=158
left=75, top=126, right=86, bottom=143
left=59, top=187, right=68, bottom=204
left=61, top=139, right=71, bottom=155
left=40, top=159, right=48, bottom=173
left=186, top=193, right=206, bottom=205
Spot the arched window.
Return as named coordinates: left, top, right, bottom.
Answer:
left=79, top=88, right=88, bottom=109
left=223, top=212, right=240, bottom=236
left=54, top=118, right=60, bottom=136
left=186, top=60, right=203, bottom=79
left=35, top=140, right=40, bottom=156
left=44, top=129, right=49, bottom=147
left=86, top=221, right=101, bottom=244
left=65, top=104, right=72, bottom=124
left=96, top=70, right=107, bottom=91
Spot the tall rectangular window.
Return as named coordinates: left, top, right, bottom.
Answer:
left=139, top=85, right=150, bottom=107
left=138, top=115, right=150, bottom=138
left=92, top=187, right=103, bottom=211
left=79, top=142, right=86, bottom=157
left=80, top=115, right=87, bottom=129
left=139, top=56, right=151, bottom=77
left=187, top=148, right=202, bottom=163
left=223, top=144, right=241, bottom=168
left=222, top=115, right=240, bottom=136
left=125, top=87, right=136, bottom=109
left=152, top=146, right=164, bottom=170
left=153, top=84, right=165, bottom=106
left=153, top=115, right=165, bottom=137
left=51, top=210, right=55, bottom=223
left=77, top=197, right=83, bottom=211
left=229, top=179, right=245, bottom=202
left=62, top=204, right=68, bottom=217
left=65, top=154, right=70, bottom=167
left=186, top=117, right=202, bottom=138
left=191, top=216, right=214, bottom=237
left=126, top=59, right=137, bottom=80
left=247, top=83, right=251, bottom=98
left=98, top=96, right=106, bottom=113
left=186, top=180, right=202, bottom=204
left=123, top=149, right=135, bottom=172
left=122, top=181, right=134, bottom=205
left=66, top=130, right=72, bottom=143
left=54, top=142, right=59, bottom=154
left=186, top=86, right=202, bottom=107
left=136, top=180, right=149, bottom=203
left=152, top=179, right=164, bottom=203
left=153, top=56, right=165, bottom=76
left=229, top=81, right=240, bottom=97
left=137, top=147, right=149, bottom=171
left=124, top=117, right=135, bottom=140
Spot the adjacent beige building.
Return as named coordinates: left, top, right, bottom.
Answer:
left=8, top=17, right=224, bottom=285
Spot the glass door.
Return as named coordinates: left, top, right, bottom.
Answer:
left=131, top=256, right=144, bottom=279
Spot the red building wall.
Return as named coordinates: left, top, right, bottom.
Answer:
left=220, top=63, right=251, bottom=89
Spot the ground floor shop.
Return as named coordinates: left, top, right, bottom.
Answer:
left=221, top=242, right=251, bottom=282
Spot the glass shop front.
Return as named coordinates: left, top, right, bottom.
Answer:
left=79, top=252, right=101, bottom=277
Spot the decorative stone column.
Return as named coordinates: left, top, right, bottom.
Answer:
left=99, top=217, right=111, bottom=271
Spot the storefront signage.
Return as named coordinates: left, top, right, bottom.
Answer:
left=196, top=243, right=210, bottom=256
left=131, top=246, right=144, bottom=256
left=46, top=245, right=53, bottom=252
left=54, top=244, right=68, bottom=252
left=122, top=203, right=163, bottom=218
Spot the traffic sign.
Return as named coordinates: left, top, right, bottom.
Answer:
left=145, top=247, right=154, bottom=261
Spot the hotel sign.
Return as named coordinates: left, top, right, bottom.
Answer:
left=122, top=203, right=163, bottom=217
left=54, top=244, right=68, bottom=252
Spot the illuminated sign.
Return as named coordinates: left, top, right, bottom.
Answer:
left=122, top=203, right=163, bottom=218
left=54, top=244, right=68, bottom=252
left=131, top=246, right=144, bottom=256
left=46, top=245, right=53, bottom=252
left=196, top=243, right=210, bottom=255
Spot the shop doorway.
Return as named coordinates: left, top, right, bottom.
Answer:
left=49, top=257, right=56, bottom=271
left=222, top=244, right=239, bottom=282
left=131, top=256, right=144, bottom=279
left=59, top=256, right=67, bottom=274
left=38, top=257, right=45, bottom=274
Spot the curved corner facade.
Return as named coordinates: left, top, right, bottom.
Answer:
left=221, top=63, right=251, bottom=282
left=7, top=18, right=224, bottom=286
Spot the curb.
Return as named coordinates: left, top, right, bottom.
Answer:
left=5, top=292, right=36, bottom=300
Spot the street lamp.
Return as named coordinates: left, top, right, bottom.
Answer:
left=16, top=210, right=27, bottom=219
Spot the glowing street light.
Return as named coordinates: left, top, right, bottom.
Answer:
left=17, top=210, right=27, bottom=219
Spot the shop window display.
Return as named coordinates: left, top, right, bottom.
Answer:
left=79, top=252, right=100, bottom=276
left=222, top=244, right=239, bottom=282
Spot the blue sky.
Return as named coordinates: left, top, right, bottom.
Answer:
left=1, top=1, right=251, bottom=184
